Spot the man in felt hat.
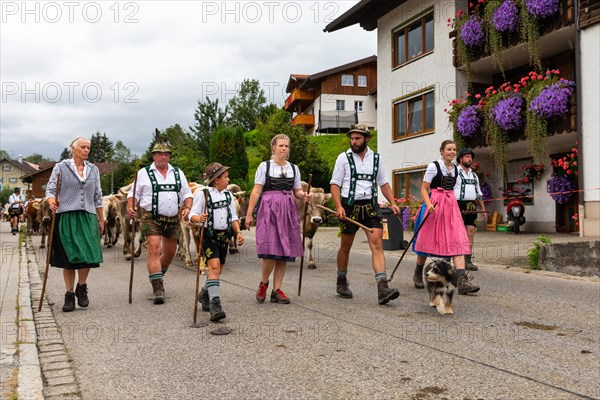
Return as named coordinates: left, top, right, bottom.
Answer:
left=8, top=187, right=24, bottom=235
left=127, top=135, right=193, bottom=304
left=330, top=124, right=401, bottom=305
left=189, top=162, right=244, bottom=322
left=454, top=147, right=486, bottom=271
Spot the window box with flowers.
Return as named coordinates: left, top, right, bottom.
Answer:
left=548, top=144, right=578, bottom=205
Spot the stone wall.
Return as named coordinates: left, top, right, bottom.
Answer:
left=539, top=241, right=600, bottom=276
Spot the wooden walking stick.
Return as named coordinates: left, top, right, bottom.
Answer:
left=298, top=174, right=312, bottom=296
left=388, top=202, right=436, bottom=283
left=128, top=171, right=139, bottom=304
left=38, top=173, right=61, bottom=312
left=193, top=190, right=209, bottom=327
left=316, top=204, right=374, bottom=233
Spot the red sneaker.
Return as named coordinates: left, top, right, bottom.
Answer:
left=256, top=281, right=269, bottom=303
left=270, top=289, right=291, bottom=304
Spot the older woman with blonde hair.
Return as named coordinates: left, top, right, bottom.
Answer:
left=245, top=134, right=310, bottom=304
left=46, top=136, right=104, bottom=312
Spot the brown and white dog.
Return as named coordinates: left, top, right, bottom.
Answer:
left=424, top=260, right=457, bottom=315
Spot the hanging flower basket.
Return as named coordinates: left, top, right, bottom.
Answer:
left=492, top=0, right=519, bottom=32
left=525, top=0, right=560, bottom=19
left=548, top=173, right=574, bottom=204
left=520, top=163, right=546, bottom=181
left=529, top=79, right=575, bottom=119
left=491, top=93, right=524, bottom=131
left=460, top=15, right=485, bottom=47
left=456, top=105, right=481, bottom=137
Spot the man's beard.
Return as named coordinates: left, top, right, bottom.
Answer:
left=461, top=160, right=472, bottom=168
left=351, top=142, right=367, bottom=154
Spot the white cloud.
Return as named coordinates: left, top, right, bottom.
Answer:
left=0, top=0, right=375, bottom=158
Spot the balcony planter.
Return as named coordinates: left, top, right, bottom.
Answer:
left=484, top=0, right=520, bottom=78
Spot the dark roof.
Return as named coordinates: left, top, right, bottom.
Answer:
left=306, top=55, right=377, bottom=82
left=323, top=0, right=408, bottom=33
left=0, top=158, right=38, bottom=174
left=285, top=74, right=310, bottom=93
left=20, top=162, right=56, bottom=182
left=95, top=162, right=118, bottom=175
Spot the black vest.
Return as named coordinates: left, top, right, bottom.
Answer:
left=430, top=161, right=458, bottom=191
left=263, top=160, right=296, bottom=192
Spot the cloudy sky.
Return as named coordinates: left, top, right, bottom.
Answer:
left=0, top=0, right=375, bottom=160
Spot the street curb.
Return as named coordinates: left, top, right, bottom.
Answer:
left=26, top=238, right=82, bottom=400
left=18, top=244, right=44, bottom=400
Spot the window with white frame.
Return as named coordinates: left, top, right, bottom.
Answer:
left=3, top=165, right=11, bottom=171
left=341, top=75, right=354, bottom=86
left=336, top=100, right=345, bottom=111
left=354, top=101, right=363, bottom=112
left=358, top=75, right=367, bottom=87
left=9, top=177, right=18, bottom=183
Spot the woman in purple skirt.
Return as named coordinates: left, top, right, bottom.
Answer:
left=246, top=134, right=310, bottom=304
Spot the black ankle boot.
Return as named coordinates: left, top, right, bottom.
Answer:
left=75, top=283, right=89, bottom=307
left=209, top=297, right=226, bottom=322
left=377, top=278, right=400, bottom=305
left=198, top=288, right=210, bottom=312
left=62, top=291, right=75, bottom=312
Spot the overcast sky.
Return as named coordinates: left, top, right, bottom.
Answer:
left=0, top=0, right=375, bottom=160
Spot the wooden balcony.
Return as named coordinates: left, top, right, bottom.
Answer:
left=451, top=0, right=575, bottom=70
left=291, top=113, right=315, bottom=127
left=284, top=89, right=316, bottom=111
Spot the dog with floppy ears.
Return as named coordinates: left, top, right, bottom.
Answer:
left=424, top=260, right=457, bottom=315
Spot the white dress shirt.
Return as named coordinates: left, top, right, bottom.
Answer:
left=189, top=186, right=239, bottom=230
left=330, top=148, right=388, bottom=200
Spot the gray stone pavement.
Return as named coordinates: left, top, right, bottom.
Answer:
left=6, top=222, right=600, bottom=399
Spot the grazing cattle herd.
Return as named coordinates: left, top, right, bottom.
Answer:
left=12, top=181, right=332, bottom=269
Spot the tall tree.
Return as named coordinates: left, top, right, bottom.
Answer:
left=113, top=140, right=132, bottom=164
left=88, top=132, right=114, bottom=163
left=0, top=149, right=10, bottom=159
left=255, top=109, right=330, bottom=188
left=59, top=148, right=70, bottom=161
left=190, top=97, right=229, bottom=160
left=208, top=126, right=248, bottom=183
left=227, top=79, right=268, bottom=132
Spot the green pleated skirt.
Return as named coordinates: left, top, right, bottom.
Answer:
left=50, top=211, right=103, bottom=269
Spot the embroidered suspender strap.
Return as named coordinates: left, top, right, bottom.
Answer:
left=459, top=169, right=479, bottom=201
left=146, top=166, right=182, bottom=220
left=345, top=152, right=379, bottom=206
left=204, top=189, right=233, bottom=238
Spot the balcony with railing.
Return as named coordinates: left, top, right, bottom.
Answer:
left=451, top=0, right=576, bottom=75
left=291, top=113, right=315, bottom=127
left=284, top=89, right=316, bottom=111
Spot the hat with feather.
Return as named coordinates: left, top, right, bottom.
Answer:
left=151, top=128, right=172, bottom=153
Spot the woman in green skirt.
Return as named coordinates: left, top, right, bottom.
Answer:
left=46, top=136, right=104, bottom=312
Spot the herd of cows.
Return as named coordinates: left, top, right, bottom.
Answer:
left=12, top=181, right=332, bottom=269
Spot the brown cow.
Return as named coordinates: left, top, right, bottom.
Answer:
left=295, top=182, right=331, bottom=269
left=25, top=199, right=41, bottom=234
left=37, top=198, right=53, bottom=248
left=114, top=185, right=143, bottom=261
left=178, top=182, right=204, bottom=267
left=226, top=184, right=249, bottom=254
left=102, top=195, right=121, bottom=248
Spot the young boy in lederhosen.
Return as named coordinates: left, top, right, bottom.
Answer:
left=189, top=162, right=244, bottom=322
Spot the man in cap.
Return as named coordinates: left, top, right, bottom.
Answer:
left=330, top=124, right=401, bottom=305
left=127, top=138, right=193, bottom=304
left=8, top=187, right=24, bottom=235
left=454, top=147, right=486, bottom=271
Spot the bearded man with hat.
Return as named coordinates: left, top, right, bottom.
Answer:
left=454, top=147, right=486, bottom=271
left=330, top=124, right=401, bottom=305
left=8, top=187, right=24, bottom=235
left=127, top=134, right=193, bottom=304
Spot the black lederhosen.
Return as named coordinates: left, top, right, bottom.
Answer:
left=202, top=229, right=230, bottom=265
left=340, top=198, right=383, bottom=235
left=457, top=200, right=477, bottom=226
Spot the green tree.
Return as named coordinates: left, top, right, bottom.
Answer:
left=113, top=140, right=132, bottom=164
left=0, top=149, right=10, bottom=159
left=190, top=97, right=229, bottom=160
left=25, top=153, right=52, bottom=164
left=227, top=79, right=268, bottom=132
left=59, top=148, right=70, bottom=161
left=88, top=132, right=114, bottom=163
left=208, top=126, right=249, bottom=183
left=255, top=109, right=330, bottom=189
